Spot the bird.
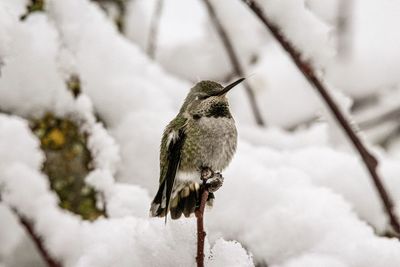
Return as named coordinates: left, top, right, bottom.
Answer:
left=150, top=78, right=244, bottom=220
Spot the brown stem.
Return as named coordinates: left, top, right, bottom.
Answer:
left=147, top=0, right=164, bottom=59
left=195, top=185, right=209, bottom=267
left=11, top=207, right=62, bottom=267
left=202, top=0, right=265, bottom=126
left=241, top=0, right=400, bottom=235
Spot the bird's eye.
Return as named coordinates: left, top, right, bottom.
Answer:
left=197, top=94, right=208, bottom=100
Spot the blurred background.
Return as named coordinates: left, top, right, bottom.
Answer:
left=104, top=0, right=400, bottom=147
left=2, top=0, right=400, bottom=266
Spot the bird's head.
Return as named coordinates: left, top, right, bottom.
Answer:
left=179, top=78, right=245, bottom=118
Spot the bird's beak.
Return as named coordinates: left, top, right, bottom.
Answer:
left=214, top=78, right=245, bottom=96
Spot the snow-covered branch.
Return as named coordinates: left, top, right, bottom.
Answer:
left=11, top=208, right=62, bottom=267
left=241, top=0, right=400, bottom=236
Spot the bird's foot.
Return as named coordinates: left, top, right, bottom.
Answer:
left=201, top=167, right=214, bottom=180
left=200, top=167, right=224, bottom=192
left=205, top=173, right=224, bottom=193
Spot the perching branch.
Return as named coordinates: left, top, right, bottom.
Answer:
left=202, top=0, right=266, bottom=126
left=241, top=0, right=400, bottom=235
left=11, top=207, right=62, bottom=267
left=195, top=185, right=209, bottom=267
left=147, top=0, right=164, bottom=59
left=194, top=169, right=223, bottom=267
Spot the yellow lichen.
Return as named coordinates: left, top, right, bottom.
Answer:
left=30, top=113, right=104, bottom=221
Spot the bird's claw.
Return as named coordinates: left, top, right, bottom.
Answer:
left=205, top=173, right=224, bottom=193
left=200, top=167, right=223, bottom=192
left=201, top=167, right=214, bottom=180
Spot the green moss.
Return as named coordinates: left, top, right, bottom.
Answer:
left=30, top=113, right=104, bottom=220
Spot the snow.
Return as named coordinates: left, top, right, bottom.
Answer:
left=0, top=115, right=44, bottom=169
left=208, top=143, right=400, bottom=266
left=256, top=0, right=335, bottom=66
left=0, top=14, right=75, bottom=118
left=245, top=43, right=320, bottom=128
left=72, top=95, right=121, bottom=174
left=0, top=204, right=25, bottom=260
left=278, top=254, right=347, bottom=267
left=0, top=114, right=252, bottom=267
left=208, top=239, right=254, bottom=267
left=325, top=0, right=400, bottom=97
left=2, top=0, right=400, bottom=266
left=47, top=0, right=187, bottom=126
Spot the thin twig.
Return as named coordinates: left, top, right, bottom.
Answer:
left=195, top=184, right=209, bottom=267
left=241, top=0, right=400, bottom=235
left=11, top=207, right=62, bottom=267
left=147, top=0, right=164, bottom=59
left=202, top=0, right=265, bottom=126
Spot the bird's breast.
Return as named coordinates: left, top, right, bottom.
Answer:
left=181, top=117, right=237, bottom=172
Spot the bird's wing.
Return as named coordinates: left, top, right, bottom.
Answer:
left=151, top=116, right=187, bottom=219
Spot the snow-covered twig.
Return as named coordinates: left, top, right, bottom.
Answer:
left=195, top=185, right=209, bottom=267
left=202, top=0, right=265, bottom=126
left=11, top=207, right=62, bottom=267
left=147, top=0, right=164, bottom=59
left=195, top=168, right=222, bottom=267
left=241, top=0, right=400, bottom=235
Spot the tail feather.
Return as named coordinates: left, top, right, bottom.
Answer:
left=170, top=196, right=183, bottom=219
left=183, top=188, right=197, bottom=217
left=150, top=180, right=166, bottom=217
left=150, top=181, right=213, bottom=220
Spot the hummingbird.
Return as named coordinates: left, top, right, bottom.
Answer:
left=150, top=78, right=244, bottom=219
